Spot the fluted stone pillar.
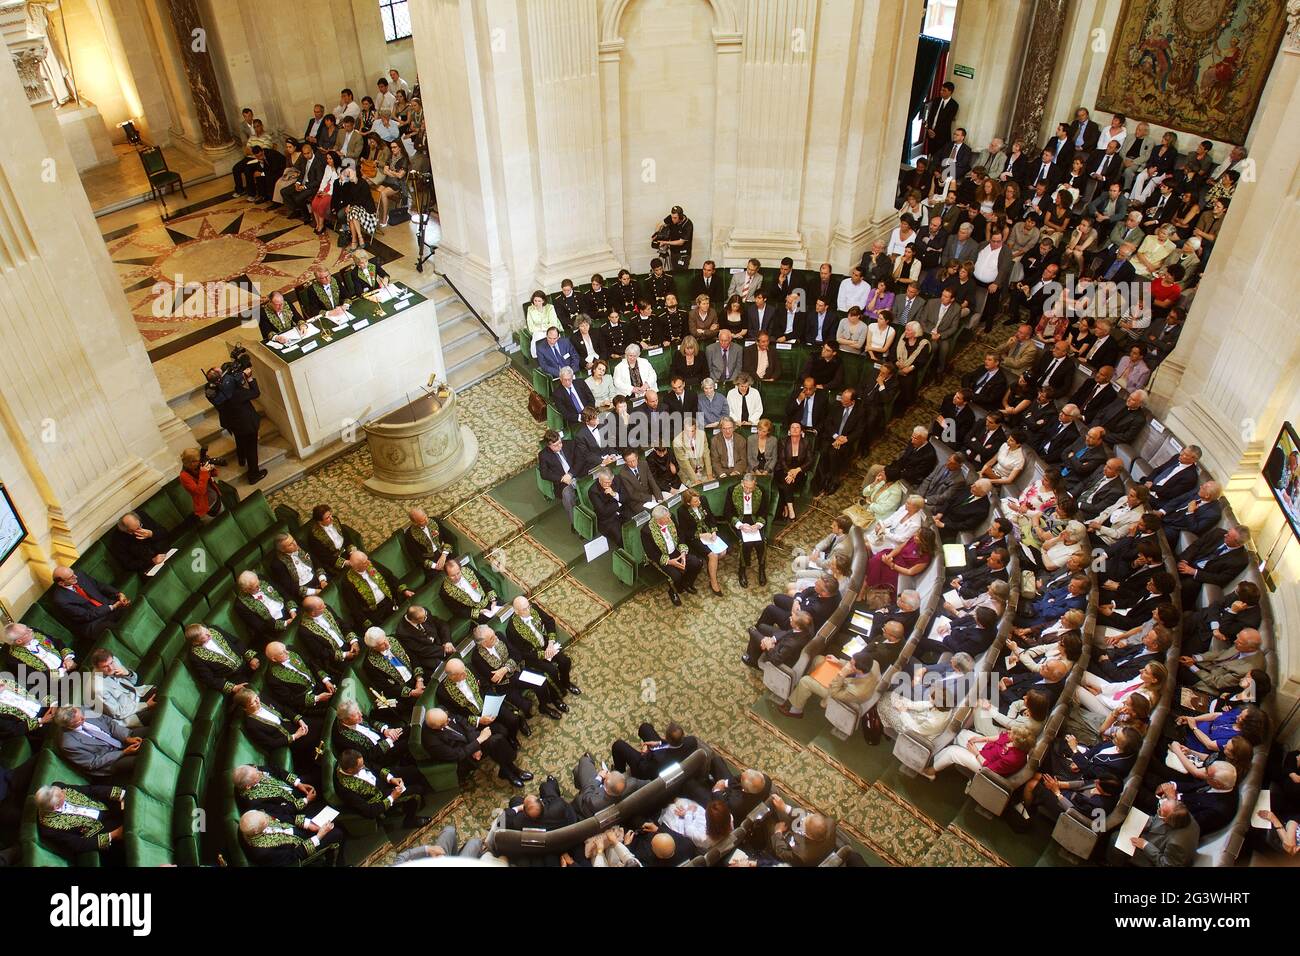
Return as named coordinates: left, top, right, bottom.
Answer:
left=163, top=0, right=235, bottom=151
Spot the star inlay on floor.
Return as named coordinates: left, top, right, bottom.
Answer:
left=106, top=194, right=376, bottom=354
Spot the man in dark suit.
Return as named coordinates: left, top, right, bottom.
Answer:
left=934, top=479, right=992, bottom=542
left=616, top=450, right=662, bottom=511
left=917, top=605, right=998, bottom=663
left=745, top=291, right=778, bottom=342
left=574, top=408, right=618, bottom=475
left=766, top=292, right=806, bottom=343
left=1017, top=574, right=1090, bottom=629
left=248, top=144, right=288, bottom=203
left=1181, top=582, right=1261, bottom=657
left=1059, top=426, right=1109, bottom=493
left=1070, top=367, right=1120, bottom=422
left=769, top=257, right=801, bottom=303
left=890, top=427, right=940, bottom=484
left=1079, top=320, right=1121, bottom=371
left=859, top=363, right=899, bottom=444
left=1076, top=457, right=1127, bottom=518
left=934, top=387, right=976, bottom=447
left=923, top=82, right=959, bottom=159
left=282, top=141, right=324, bottom=220
left=742, top=610, right=814, bottom=670
left=664, top=376, right=699, bottom=422
left=807, top=266, right=841, bottom=320
left=589, top=469, right=632, bottom=545
left=784, top=376, right=828, bottom=433
left=394, top=604, right=455, bottom=672
left=757, top=573, right=839, bottom=633
left=205, top=359, right=265, bottom=483
left=501, top=776, right=578, bottom=865
left=1154, top=764, right=1238, bottom=835
left=631, top=826, right=697, bottom=867
left=1141, top=446, right=1202, bottom=508
left=960, top=413, right=1006, bottom=468
left=48, top=567, right=128, bottom=644
left=1091, top=624, right=1174, bottom=683
left=1028, top=148, right=1062, bottom=193
left=106, top=512, right=170, bottom=574
left=538, top=429, right=581, bottom=522
left=536, top=327, right=576, bottom=378
left=950, top=546, right=1009, bottom=600
left=690, top=260, right=725, bottom=303
left=1176, top=525, right=1251, bottom=607
left=1095, top=390, right=1147, bottom=446
left=815, top=388, right=866, bottom=494
left=610, top=721, right=699, bottom=778
left=961, top=354, right=1009, bottom=409
left=422, top=706, right=528, bottom=788
left=1159, top=480, right=1224, bottom=547
left=1068, top=107, right=1101, bottom=156
left=1025, top=339, right=1077, bottom=394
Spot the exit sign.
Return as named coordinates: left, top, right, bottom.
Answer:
left=953, top=63, right=975, bottom=79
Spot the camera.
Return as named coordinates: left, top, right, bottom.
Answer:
left=197, top=444, right=227, bottom=468
left=222, top=344, right=253, bottom=376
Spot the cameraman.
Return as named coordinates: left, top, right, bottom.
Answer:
left=651, top=205, right=693, bottom=272
left=204, top=355, right=266, bottom=484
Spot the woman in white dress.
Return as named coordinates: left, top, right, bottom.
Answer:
left=869, top=495, right=926, bottom=553
left=864, top=311, right=897, bottom=364
left=586, top=359, right=615, bottom=410
left=878, top=681, right=956, bottom=740
left=980, top=428, right=1026, bottom=487
left=1035, top=519, right=1088, bottom=572
left=1004, top=628, right=1084, bottom=676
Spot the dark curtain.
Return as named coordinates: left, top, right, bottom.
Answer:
left=904, top=37, right=950, bottom=163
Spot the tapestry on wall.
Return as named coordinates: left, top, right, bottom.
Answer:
left=1095, top=0, right=1288, bottom=145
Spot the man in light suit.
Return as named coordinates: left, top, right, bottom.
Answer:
left=1126, top=796, right=1200, bottom=867
left=1178, top=627, right=1263, bottom=694
left=710, top=417, right=748, bottom=477
left=335, top=116, right=365, bottom=167
left=706, top=329, right=744, bottom=385
left=87, top=649, right=154, bottom=729
left=791, top=514, right=854, bottom=582
left=571, top=752, right=644, bottom=818
left=727, top=258, right=764, bottom=302
left=972, top=137, right=1007, bottom=180
left=919, top=287, right=962, bottom=377
left=55, top=707, right=141, bottom=779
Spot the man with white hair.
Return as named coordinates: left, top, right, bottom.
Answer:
left=612, top=342, right=657, bottom=398
left=340, top=549, right=413, bottom=628
left=1095, top=389, right=1148, bottom=447
left=641, top=504, right=703, bottom=606
left=436, top=656, right=526, bottom=743
left=362, top=627, right=424, bottom=719
left=234, top=570, right=298, bottom=643
left=234, top=687, right=318, bottom=774
left=705, top=329, right=743, bottom=385
left=1151, top=761, right=1239, bottom=834
left=0, top=674, right=56, bottom=746
left=35, top=782, right=126, bottom=861
left=422, top=706, right=529, bottom=788
left=332, top=697, right=412, bottom=765
left=972, top=136, right=1007, bottom=179
left=238, top=808, right=339, bottom=866
left=551, top=366, right=595, bottom=426
left=106, top=511, right=170, bottom=573
left=506, top=595, right=580, bottom=697
left=886, top=425, right=938, bottom=485
left=469, top=624, right=565, bottom=721
left=1158, top=479, right=1223, bottom=545
left=2, top=622, right=76, bottom=684
left=54, top=706, right=141, bottom=779
left=233, top=762, right=319, bottom=824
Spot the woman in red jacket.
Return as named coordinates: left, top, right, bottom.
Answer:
left=179, top=448, right=222, bottom=520
left=926, top=723, right=1036, bottom=778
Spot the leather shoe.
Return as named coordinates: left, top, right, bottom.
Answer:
left=740, top=654, right=758, bottom=669
left=683, top=585, right=698, bottom=595
left=517, top=770, right=534, bottom=782
left=669, top=589, right=681, bottom=606
left=247, top=469, right=268, bottom=484
left=404, top=815, right=432, bottom=828
left=738, top=567, right=749, bottom=587
left=553, top=700, right=569, bottom=713
left=519, top=721, right=532, bottom=738
left=777, top=703, right=803, bottom=719
left=501, top=773, right=524, bottom=788
left=566, top=684, right=582, bottom=696
left=758, top=567, right=768, bottom=586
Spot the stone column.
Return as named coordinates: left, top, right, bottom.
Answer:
left=0, top=48, right=184, bottom=603
left=1007, top=0, right=1070, bottom=151
left=948, top=0, right=1034, bottom=143
left=162, top=0, right=235, bottom=151
left=720, top=0, right=818, bottom=265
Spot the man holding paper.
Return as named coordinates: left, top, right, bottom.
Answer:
left=440, top=558, right=502, bottom=623
left=106, top=512, right=171, bottom=574
left=437, top=657, right=526, bottom=746
left=506, top=596, right=581, bottom=698
left=469, top=626, right=565, bottom=722
left=422, top=707, right=531, bottom=789
left=1120, top=795, right=1199, bottom=866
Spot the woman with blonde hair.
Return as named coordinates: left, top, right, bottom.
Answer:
left=670, top=333, right=707, bottom=387
left=894, top=320, right=930, bottom=406
left=747, top=418, right=777, bottom=475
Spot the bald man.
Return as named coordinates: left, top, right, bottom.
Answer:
left=572, top=751, right=644, bottom=818
left=106, top=511, right=170, bottom=574
left=767, top=795, right=837, bottom=866
left=421, top=707, right=530, bottom=789
left=401, top=507, right=450, bottom=582
left=504, top=596, right=580, bottom=697
left=630, top=826, right=695, bottom=867
left=503, top=775, right=578, bottom=867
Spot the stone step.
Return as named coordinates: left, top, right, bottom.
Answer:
left=438, top=312, right=483, bottom=352
left=448, top=349, right=510, bottom=392
left=200, top=428, right=291, bottom=478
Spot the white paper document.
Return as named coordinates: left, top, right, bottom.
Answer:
left=145, top=549, right=179, bottom=577
left=704, top=535, right=728, bottom=554
left=482, top=694, right=506, bottom=718
left=519, top=671, right=546, bottom=687
left=1115, top=808, right=1150, bottom=856
left=311, top=806, right=340, bottom=827
left=584, top=536, right=610, bottom=562
left=943, top=588, right=964, bottom=607
left=740, top=528, right=763, bottom=543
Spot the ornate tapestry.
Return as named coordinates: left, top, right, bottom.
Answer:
left=1096, top=0, right=1289, bottom=144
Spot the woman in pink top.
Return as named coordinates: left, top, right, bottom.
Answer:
left=927, top=724, right=1036, bottom=777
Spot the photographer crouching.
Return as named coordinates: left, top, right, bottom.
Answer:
left=204, top=345, right=267, bottom=486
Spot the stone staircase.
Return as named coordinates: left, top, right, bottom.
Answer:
left=161, top=274, right=507, bottom=495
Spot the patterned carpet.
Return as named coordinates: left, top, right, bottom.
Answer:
left=266, top=328, right=1050, bottom=867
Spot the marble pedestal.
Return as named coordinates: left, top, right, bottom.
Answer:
left=363, top=388, right=478, bottom=498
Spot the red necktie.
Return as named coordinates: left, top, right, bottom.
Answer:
left=73, top=585, right=102, bottom=608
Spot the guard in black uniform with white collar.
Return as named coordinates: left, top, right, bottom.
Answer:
left=643, top=258, right=675, bottom=308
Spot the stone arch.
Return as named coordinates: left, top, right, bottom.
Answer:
left=600, top=0, right=741, bottom=47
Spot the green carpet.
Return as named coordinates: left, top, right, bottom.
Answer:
left=269, top=329, right=1053, bottom=866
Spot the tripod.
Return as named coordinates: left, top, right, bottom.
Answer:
left=409, top=165, right=437, bottom=274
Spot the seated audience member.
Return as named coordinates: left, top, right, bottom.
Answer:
left=362, top=628, right=424, bottom=718
left=423, top=707, right=530, bottom=789
left=757, top=572, right=840, bottom=633
left=106, top=512, right=170, bottom=573
left=393, top=826, right=486, bottom=864
left=54, top=706, right=141, bottom=779
left=334, top=748, right=430, bottom=829
left=234, top=688, right=319, bottom=774
left=238, top=808, right=338, bottom=866
left=394, top=604, right=455, bottom=672
left=402, top=507, right=451, bottom=580
left=642, top=504, right=703, bottom=606
left=1180, top=582, right=1261, bottom=657
left=48, top=566, right=129, bottom=644
left=339, top=550, right=413, bottom=628
left=536, top=327, right=576, bottom=378
left=927, top=723, right=1037, bottom=780
left=741, top=609, right=814, bottom=671
left=1175, top=525, right=1250, bottom=608
left=34, top=782, right=126, bottom=862
left=1157, top=479, right=1223, bottom=547
left=437, top=656, right=526, bottom=744
left=506, top=595, right=580, bottom=697
left=86, top=649, right=154, bottom=729
left=185, top=622, right=260, bottom=695
left=234, top=570, right=298, bottom=643
left=2, top=622, right=76, bottom=686
left=232, top=762, right=320, bottom=827
left=304, top=504, right=358, bottom=572
left=502, top=780, right=582, bottom=868
left=268, top=533, right=328, bottom=601
left=1125, top=796, right=1200, bottom=867
left=1149, top=763, right=1240, bottom=835
left=1140, top=445, right=1202, bottom=508
left=297, top=596, right=361, bottom=678
left=933, top=479, right=992, bottom=541
left=1178, top=627, right=1265, bottom=695
left=765, top=795, right=838, bottom=866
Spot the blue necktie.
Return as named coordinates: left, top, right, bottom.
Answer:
left=569, top=387, right=582, bottom=411
left=551, top=345, right=561, bottom=363
left=1104, top=259, right=1121, bottom=280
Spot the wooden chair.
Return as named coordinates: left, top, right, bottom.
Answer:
left=139, top=146, right=187, bottom=204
